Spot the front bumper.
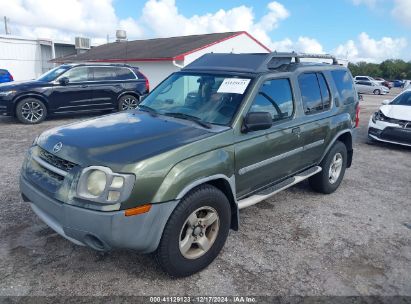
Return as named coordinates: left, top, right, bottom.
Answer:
left=20, top=175, right=178, bottom=253
left=368, top=117, right=411, bottom=147
left=0, top=96, right=13, bottom=116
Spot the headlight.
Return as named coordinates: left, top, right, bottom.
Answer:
left=86, top=170, right=107, bottom=196
left=372, top=110, right=384, bottom=123
left=76, top=166, right=135, bottom=205
left=0, top=90, right=16, bottom=96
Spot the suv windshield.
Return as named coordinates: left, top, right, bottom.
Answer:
left=140, top=73, right=251, bottom=126
left=391, top=91, right=411, bottom=106
left=37, top=66, right=71, bottom=82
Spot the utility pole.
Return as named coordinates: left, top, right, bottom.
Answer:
left=4, top=16, right=11, bottom=35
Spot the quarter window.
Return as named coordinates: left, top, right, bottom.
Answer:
left=299, top=72, right=331, bottom=114
left=116, top=68, right=136, bottom=80
left=250, top=78, right=294, bottom=122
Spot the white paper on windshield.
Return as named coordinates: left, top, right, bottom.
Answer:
left=217, top=78, right=251, bottom=94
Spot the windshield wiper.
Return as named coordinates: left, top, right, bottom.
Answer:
left=164, top=112, right=212, bottom=129
left=138, top=104, right=158, bottom=116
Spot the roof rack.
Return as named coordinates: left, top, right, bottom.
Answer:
left=264, top=52, right=338, bottom=70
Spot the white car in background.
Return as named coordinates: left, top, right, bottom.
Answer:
left=355, top=80, right=389, bottom=95
left=368, top=88, right=411, bottom=147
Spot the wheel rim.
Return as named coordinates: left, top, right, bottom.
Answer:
left=121, top=97, right=138, bottom=110
left=21, top=101, right=43, bottom=123
left=329, top=152, right=343, bottom=184
left=179, top=206, right=220, bottom=260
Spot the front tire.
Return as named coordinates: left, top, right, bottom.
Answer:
left=118, top=94, right=139, bottom=111
left=16, top=98, right=47, bottom=124
left=373, top=89, right=381, bottom=95
left=309, top=141, right=347, bottom=194
left=155, top=185, right=231, bottom=277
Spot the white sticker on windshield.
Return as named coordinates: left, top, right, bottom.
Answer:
left=217, top=78, right=251, bottom=94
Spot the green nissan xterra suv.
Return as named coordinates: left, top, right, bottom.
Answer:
left=20, top=53, right=359, bottom=277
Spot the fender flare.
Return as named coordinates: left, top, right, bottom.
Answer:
left=319, top=129, right=353, bottom=164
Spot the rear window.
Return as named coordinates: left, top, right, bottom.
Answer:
left=331, top=70, right=355, bottom=104
left=0, top=70, right=9, bottom=76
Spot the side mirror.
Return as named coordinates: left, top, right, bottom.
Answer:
left=242, top=112, right=272, bottom=133
left=58, top=77, right=69, bottom=86
left=382, top=99, right=390, bottom=105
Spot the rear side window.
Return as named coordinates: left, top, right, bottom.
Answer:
left=0, top=70, right=8, bottom=76
left=250, top=78, right=294, bottom=122
left=92, top=67, right=118, bottom=81
left=116, top=68, right=136, bottom=80
left=332, top=70, right=355, bottom=104
left=299, top=73, right=331, bottom=114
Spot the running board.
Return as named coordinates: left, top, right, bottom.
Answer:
left=237, top=166, right=322, bottom=210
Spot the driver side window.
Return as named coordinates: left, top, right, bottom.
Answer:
left=250, top=78, right=294, bottom=122
left=60, top=67, right=91, bottom=83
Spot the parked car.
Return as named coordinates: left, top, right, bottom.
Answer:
left=355, top=80, right=389, bottom=95
left=354, top=75, right=378, bottom=83
left=392, top=80, right=404, bottom=88
left=374, top=77, right=393, bottom=89
left=0, top=69, right=13, bottom=83
left=368, top=88, right=411, bottom=147
left=20, top=52, right=359, bottom=277
left=402, top=80, right=410, bottom=89
left=0, top=64, right=149, bottom=124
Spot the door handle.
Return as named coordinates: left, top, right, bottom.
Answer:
left=81, top=84, right=88, bottom=88
left=292, top=127, right=301, bottom=134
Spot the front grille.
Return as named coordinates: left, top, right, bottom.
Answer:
left=38, top=147, right=77, bottom=172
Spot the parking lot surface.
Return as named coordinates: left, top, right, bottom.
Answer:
left=0, top=89, right=410, bottom=296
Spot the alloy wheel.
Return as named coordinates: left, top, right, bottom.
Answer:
left=329, top=152, right=343, bottom=184
left=21, top=101, right=44, bottom=123
left=179, top=206, right=220, bottom=259
left=121, top=97, right=138, bottom=110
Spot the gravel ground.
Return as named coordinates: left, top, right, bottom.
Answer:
left=0, top=88, right=410, bottom=297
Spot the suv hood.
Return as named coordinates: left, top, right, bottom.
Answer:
left=0, top=80, right=43, bottom=90
left=380, top=104, right=411, bottom=121
left=37, top=111, right=216, bottom=167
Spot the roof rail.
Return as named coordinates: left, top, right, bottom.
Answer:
left=263, top=52, right=338, bottom=69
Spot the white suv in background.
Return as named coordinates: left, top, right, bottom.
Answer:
left=368, top=88, right=411, bottom=147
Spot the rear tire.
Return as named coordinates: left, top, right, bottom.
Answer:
left=309, top=141, right=347, bottom=194
left=16, top=98, right=47, bottom=124
left=155, top=184, right=231, bottom=277
left=118, top=94, right=139, bottom=111
left=373, top=89, right=381, bottom=95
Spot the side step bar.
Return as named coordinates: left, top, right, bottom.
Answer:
left=237, top=166, right=322, bottom=210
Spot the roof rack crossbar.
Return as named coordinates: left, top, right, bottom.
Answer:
left=263, top=52, right=338, bottom=70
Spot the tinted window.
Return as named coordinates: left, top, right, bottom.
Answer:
left=332, top=70, right=355, bottom=104
left=92, top=67, right=118, bottom=81
left=116, top=68, right=136, bottom=80
left=299, top=73, right=323, bottom=114
left=318, top=73, right=331, bottom=109
left=356, top=77, right=368, bottom=81
left=0, top=70, right=8, bottom=76
left=391, top=91, right=411, bottom=106
left=250, top=78, right=294, bottom=122
left=61, top=67, right=91, bottom=82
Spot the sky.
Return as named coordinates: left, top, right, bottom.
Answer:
left=0, top=0, right=410, bottom=63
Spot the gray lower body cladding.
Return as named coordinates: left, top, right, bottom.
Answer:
left=20, top=175, right=178, bottom=253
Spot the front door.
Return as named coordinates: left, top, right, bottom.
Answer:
left=234, top=78, right=303, bottom=198
left=50, top=66, right=93, bottom=114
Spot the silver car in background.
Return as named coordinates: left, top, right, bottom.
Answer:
left=355, top=80, right=389, bottom=95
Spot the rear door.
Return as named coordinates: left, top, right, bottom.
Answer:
left=296, top=72, right=331, bottom=168
left=234, top=77, right=304, bottom=197
left=88, top=66, right=138, bottom=110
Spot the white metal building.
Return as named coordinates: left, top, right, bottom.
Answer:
left=0, top=35, right=78, bottom=80
left=53, top=31, right=271, bottom=88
